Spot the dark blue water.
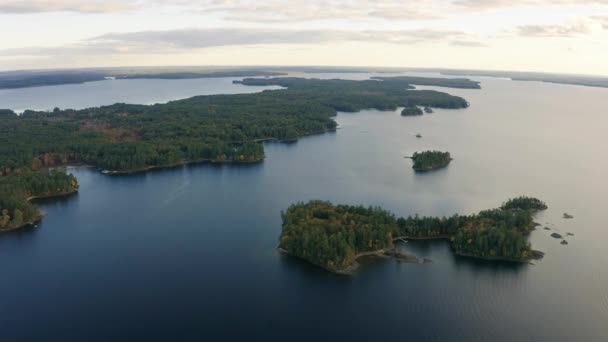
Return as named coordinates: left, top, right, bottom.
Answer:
left=1, top=75, right=607, bottom=341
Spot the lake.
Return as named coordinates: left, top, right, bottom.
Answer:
left=1, top=74, right=607, bottom=341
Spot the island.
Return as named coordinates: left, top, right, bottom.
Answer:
left=279, top=196, right=547, bottom=274
left=402, top=106, right=423, bottom=116
left=410, top=151, right=452, bottom=171
left=0, top=76, right=475, bottom=230
left=501, top=196, right=548, bottom=211
left=0, top=170, right=78, bottom=231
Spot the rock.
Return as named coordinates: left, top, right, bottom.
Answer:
left=530, top=250, right=545, bottom=259
left=543, top=227, right=551, bottom=230
left=550, top=232, right=563, bottom=239
left=563, top=213, right=574, bottom=219
left=566, top=232, right=574, bottom=236
left=561, top=240, right=568, bottom=245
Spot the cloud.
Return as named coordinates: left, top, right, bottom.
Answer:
left=450, top=40, right=489, bottom=47
left=194, top=1, right=443, bottom=22
left=89, top=28, right=467, bottom=50
left=517, top=22, right=592, bottom=37
left=0, top=0, right=134, bottom=13
left=0, top=27, right=468, bottom=57
left=592, top=15, right=608, bottom=28
left=453, top=0, right=608, bottom=10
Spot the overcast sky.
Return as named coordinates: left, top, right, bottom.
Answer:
left=1, top=0, right=608, bottom=74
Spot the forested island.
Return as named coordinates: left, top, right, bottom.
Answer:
left=410, top=151, right=452, bottom=171
left=401, top=107, right=423, bottom=116
left=0, top=170, right=78, bottom=231
left=279, top=196, right=547, bottom=274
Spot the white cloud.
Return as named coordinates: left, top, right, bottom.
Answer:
left=518, top=21, right=592, bottom=37
left=0, top=0, right=135, bottom=13
left=0, top=27, right=468, bottom=57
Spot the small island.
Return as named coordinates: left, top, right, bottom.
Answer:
left=501, top=196, right=547, bottom=211
left=0, top=170, right=78, bottom=231
left=279, top=196, right=547, bottom=274
left=401, top=106, right=423, bottom=116
left=410, top=151, right=452, bottom=171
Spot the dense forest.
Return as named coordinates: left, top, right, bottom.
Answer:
left=0, top=76, right=471, bottom=173
left=411, top=151, right=452, bottom=171
left=0, top=170, right=78, bottom=230
left=371, top=76, right=481, bottom=89
left=401, top=107, right=424, bottom=116
left=501, top=196, right=548, bottom=211
left=279, top=197, right=546, bottom=272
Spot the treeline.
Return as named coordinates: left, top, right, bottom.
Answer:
left=1, top=77, right=469, bottom=173
left=279, top=197, right=546, bottom=272
left=411, top=151, right=452, bottom=171
left=0, top=170, right=78, bottom=230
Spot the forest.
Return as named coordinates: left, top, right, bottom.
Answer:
left=0, top=170, right=78, bottom=230
left=279, top=197, right=546, bottom=272
left=0, top=76, right=471, bottom=174
left=411, top=151, right=452, bottom=171
left=401, top=107, right=424, bottom=116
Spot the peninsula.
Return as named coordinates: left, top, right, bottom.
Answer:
left=0, top=170, right=78, bottom=231
left=279, top=196, right=547, bottom=274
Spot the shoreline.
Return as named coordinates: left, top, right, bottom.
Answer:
left=280, top=234, right=543, bottom=274
left=91, top=128, right=338, bottom=175
left=0, top=189, right=78, bottom=233
left=279, top=239, right=430, bottom=275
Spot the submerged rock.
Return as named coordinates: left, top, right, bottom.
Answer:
left=563, top=213, right=574, bottom=219
left=566, top=232, right=574, bottom=236
left=550, top=232, right=563, bottom=239
left=561, top=240, right=569, bottom=245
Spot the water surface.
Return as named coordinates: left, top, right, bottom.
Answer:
left=0, top=75, right=607, bottom=341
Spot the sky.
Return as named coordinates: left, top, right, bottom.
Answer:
left=1, top=0, right=608, bottom=75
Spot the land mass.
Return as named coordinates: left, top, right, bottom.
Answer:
left=0, top=75, right=475, bottom=231
left=0, top=69, right=287, bottom=89
left=279, top=196, right=547, bottom=274
left=410, top=151, right=452, bottom=171
left=0, top=170, right=78, bottom=231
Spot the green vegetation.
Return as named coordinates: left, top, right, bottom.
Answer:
left=401, top=107, right=423, bottom=116
left=0, top=170, right=78, bottom=230
left=501, top=196, right=547, bottom=211
left=0, top=69, right=286, bottom=89
left=371, top=76, right=480, bottom=89
left=411, top=151, right=452, bottom=171
left=280, top=201, right=397, bottom=272
left=0, top=71, right=105, bottom=89
left=120, top=70, right=286, bottom=80
left=279, top=197, right=546, bottom=273
left=0, top=77, right=470, bottom=174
